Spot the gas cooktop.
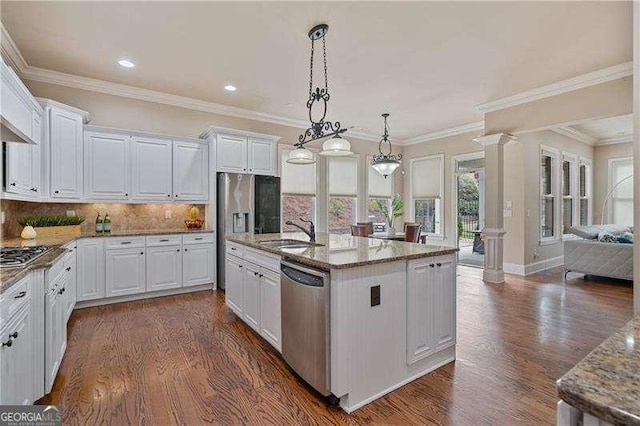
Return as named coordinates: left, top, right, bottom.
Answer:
left=0, top=246, right=50, bottom=268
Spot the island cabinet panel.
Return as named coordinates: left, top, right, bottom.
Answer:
left=242, top=261, right=261, bottom=333
left=406, top=261, right=434, bottom=364
left=260, top=269, right=281, bottom=351
left=225, top=254, right=244, bottom=315
left=432, top=256, right=456, bottom=352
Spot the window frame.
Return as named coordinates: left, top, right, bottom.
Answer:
left=578, top=157, right=592, bottom=226
left=327, top=155, right=359, bottom=233
left=366, top=155, right=394, bottom=228
left=607, top=157, right=633, bottom=226
left=561, top=151, right=578, bottom=238
left=410, top=154, right=445, bottom=239
left=279, top=146, right=319, bottom=231
left=539, top=145, right=560, bottom=244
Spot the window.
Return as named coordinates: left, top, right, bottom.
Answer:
left=561, top=153, right=577, bottom=235
left=579, top=159, right=592, bottom=226
left=411, top=154, right=443, bottom=236
left=367, top=156, right=393, bottom=226
left=608, top=158, right=633, bottom=226
left=328, top=157, right=358, bottom=234
left=540, top=147, right=558, bottom=240
left=281, top=149, right=317, bottom=232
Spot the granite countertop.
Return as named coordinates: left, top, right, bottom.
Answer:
left=557, top=314, right=640, bottom=425
left=1, top=228, right=214, bottom=293
left=227, top=232, right=458, bottom=270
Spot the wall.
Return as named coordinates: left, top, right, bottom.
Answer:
left=1, top=200, right=205, bottom=238
left=485, top=77, right=633, bottom=135
left=593, top=142, right=633, bottom=225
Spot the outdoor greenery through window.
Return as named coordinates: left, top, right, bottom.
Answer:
left=282, top=195, right=316, bottom=232
left=415, top=199, right=440, bottom=234
left=457, top=172, right=480, bottom=241
left=329, top=197, right=356, bottom=234
left=367, top=198, right=391, bottom=225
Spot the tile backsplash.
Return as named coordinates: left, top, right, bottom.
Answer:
left=1, top=200, right=207, bottom=238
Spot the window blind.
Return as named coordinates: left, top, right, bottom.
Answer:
left=367, top=156, right=393, bottom=197
left=281, top=149, right=317, bottom=195
left=411, top=155, right=442, bottom=199
left=328, top=157, right=358, bottom=197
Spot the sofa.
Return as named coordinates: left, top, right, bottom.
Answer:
left=564, top=224, right=633, bottom=281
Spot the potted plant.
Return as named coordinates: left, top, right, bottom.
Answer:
left=375, top=194, right=404, bottom=235
left=18, top=214, right=86, bottom=239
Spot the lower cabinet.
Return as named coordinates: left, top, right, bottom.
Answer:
left=146, top=245, right=182, bottom=291
left=63, top=244, right=77, bottom=321
left=0, top=305, right=33, bottom=405
left=183, top=243, right=215, bottom=287
left=77, top=238, right=106, bottom=301
left=224, top=248, right=282, bottom=352
left=406, top=254, right=456, bottom=365
left=45, top=267, right=67, bottom=393
left=105, top=247, right=146, bottom=297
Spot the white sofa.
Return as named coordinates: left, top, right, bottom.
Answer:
left=564, top=225, right=633, bottom=281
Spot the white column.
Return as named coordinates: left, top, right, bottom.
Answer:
left=473, top=133, right=515, bottom=283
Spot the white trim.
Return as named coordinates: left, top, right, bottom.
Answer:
left=401, top=121, right=484, bottom=146
left=476, top=62, right=633, bottom=113
left=84, top=124, right=203, bottom=143
left=597, top=134, right=634, bottom=146
left=473, top=133, right=516, bottom=146
left=451, top=151, right=485, bottom=248
left=552, top=126, right=598, bottom=145
left=503, top=256, right=564, bottom=276
left=0, top=23, right=27, bottom=72
left=200, top=125, right=280, bottom=141
left=74, top=284, right=215, bottom=309
left=540, top=145, right=561, bottom=243
left=36, top=97, right=91, bottom=123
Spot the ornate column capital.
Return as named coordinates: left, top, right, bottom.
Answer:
left=473, top=133, right=517, bottom=147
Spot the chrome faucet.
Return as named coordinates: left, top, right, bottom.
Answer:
left=286, top=218, right=316, bottom=242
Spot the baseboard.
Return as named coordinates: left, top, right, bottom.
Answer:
left=504, top=256, right=564, bottom=276
left=74, top=284, right=215, bottom=309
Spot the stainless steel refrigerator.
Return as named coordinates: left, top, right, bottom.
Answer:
left=217, top=172, right=280, bottom=289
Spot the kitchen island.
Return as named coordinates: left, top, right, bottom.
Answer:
left=226, top=232, right=458, bottom=412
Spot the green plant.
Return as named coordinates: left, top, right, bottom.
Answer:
left=375, top=194, right=404, bottom=228
left=18, top=214, right=86, bottom=227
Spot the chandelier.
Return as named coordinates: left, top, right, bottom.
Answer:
left=287, top=24, right=352, bottom=164
left=371, top=113, right=402, bottom=178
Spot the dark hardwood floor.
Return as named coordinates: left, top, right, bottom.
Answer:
left=39, top=266, right=634, bottom=425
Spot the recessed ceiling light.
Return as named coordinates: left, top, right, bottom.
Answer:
left=118, top=59, right=135, bottom=68
left=224, top=84, right=237, bottom=92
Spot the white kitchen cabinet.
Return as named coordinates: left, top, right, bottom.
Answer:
left=260, top=269, right=281, bottom=351
left=248, top=138, right=275, bottom=175
left=77, top=238, right=106, bottom=301
left=3, top=112, right=42, bottom=197
left=45, top=269, right=66, bottom=393
left=173, top=139, right=208, bottom=201
left=217, top=134, right=247, bottom=173
left=84, top=132, right=130, bottom=200
left=63, top=244, right=77, bottom=321
left=147, top=245, right=183, bottom=291
left=182, top=242, right=215, bottom=287
left=105, top=247, right=146, bottom=297
left=406, top=254, right=456, bottom=365
left=0, top=306, right=33, bottom=405
left=30, top=113, right=42, bottom=195
left=48, top=105, right=85, bottom=199
left=243, top=261, right=261, bottom=333
left=0, top=56, right=41, bottom=145
left=225, top=254, right=244, bottom=316
left=131, top=137, right=173, bottom=201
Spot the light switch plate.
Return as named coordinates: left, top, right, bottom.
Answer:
left=66, top=210, right=76, bottom=217
left=165, top=210, right=172, bottom=219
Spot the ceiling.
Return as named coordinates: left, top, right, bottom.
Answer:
left=573, top=115, right=634, bottom=140
left=0, top=1, right=632, bottom=140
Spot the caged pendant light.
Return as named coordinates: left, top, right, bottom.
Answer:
left=371, top=113, right=402, bottom=178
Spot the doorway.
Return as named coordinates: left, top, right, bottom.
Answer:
left=454, top=153, right=485, bottom=268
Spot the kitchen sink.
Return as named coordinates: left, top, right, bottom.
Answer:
left=259, top=239, right=323, bottom=249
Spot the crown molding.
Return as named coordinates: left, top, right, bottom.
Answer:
left=552, top=126, right=597, bottom=145
left=0, top=23, right=27, bottom=72
left=596, top=134, right=634, bottom=146
left=476, top=62, right=633, bottom=113
left=473, top=133, right=516, bottom=146
left=400, top=121, right=484, bottom=146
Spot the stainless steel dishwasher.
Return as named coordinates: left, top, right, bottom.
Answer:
left=281, top=260, right=334, bottom=401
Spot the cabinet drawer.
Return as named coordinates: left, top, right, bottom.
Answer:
left=146, top=235, right=182, bottom=247
left=245, top=246, right=280, bottom=273
left=226, top=241, right=244, bottom=257
left=1, top=275, right=30, bottom=322
left=183, top=233, right=214, bottom=245
left=105, top=236, right=146, bottom=249
left=46, top=257, right=65, bottom=286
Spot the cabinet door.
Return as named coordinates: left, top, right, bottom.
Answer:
left=106, top=248, right=146, bottom=297
left=260, top=269, right=281, bottom=351
left=147, top=245, right=182, bottom=291
left=248, top=138, right=274, bottom=175
left=182, top=243, right=214, bottom=287
left=173, top=140, right=208, bottom=201
left=84, top=132, right=130, bottom=200
left=225, top=255, right=244, bottom=315
left=30, top=113, right=42, bottom=195
left=243, top=262, right=261, bottom=332
left=50, top=107, right=83, bottom=198
left=55, top=277, right=68, bottom=367
left=0, top=309, right=33, bottom=405
left=4, top=141, right=32, bottom=194
left=45, top=283, right=63, bottom=392
left=64, top=248, right=77, bottom=321
left=131, top=137, right=173, bottom=201
left=433, top=257, right=456, bottom=352
left=216, top=134, right=247, bottom=173
left=77, top=239, right=106, bottom=301
left=1, top=61, right=32, bottom=141
left=406, top=260, right=435, bottom=365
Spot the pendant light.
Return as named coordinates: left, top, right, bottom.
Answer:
left=287, top=23, right=351, bottom=164
left=371, top=113, right=402, bottom=178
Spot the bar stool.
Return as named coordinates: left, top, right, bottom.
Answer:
left=356, top=222, right=374, bottom=235
left=405, top=224, right=422, bottom=243
left=351, top=225, right=369, bottom=237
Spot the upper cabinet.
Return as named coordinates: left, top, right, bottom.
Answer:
left=39, top=99, right=90, bottom=200
left=173, top=139, right=209, bottom=201
left=0, top=56, right=42, bottom=145
left=201, top=126, right=280, bottom=176
left=130, top=136, right=173, bottom=201
left=84, top=131, right=130, bottom=200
